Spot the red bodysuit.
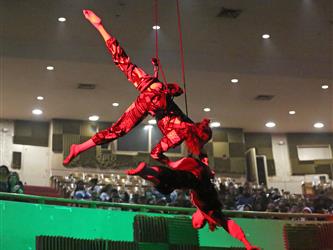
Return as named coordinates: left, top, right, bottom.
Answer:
left=91, top=36, right=211, bottom=164
left=126, top=158, right=259, bottom=250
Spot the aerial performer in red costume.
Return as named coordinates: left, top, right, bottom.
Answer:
left=63, top=10, right=211, bottom=166
left=126, top=158, right=259, bottom=250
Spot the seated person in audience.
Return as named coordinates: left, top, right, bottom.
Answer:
left=236, top=186, right=254, bottom=210
left=7, top=172, right=24, bottom=194
left=72, top=180, right=92, bottom=200
left=86, top=178, right=101, bottom=200
left=99, top=184, right=113, bottom=202
left=0, top=165, right=10, bottom=192
left=127, top=158, right=259, bottom=250
left=110, top=188, right=121, bottom=202
left=121, top=191, right=130, bottom=203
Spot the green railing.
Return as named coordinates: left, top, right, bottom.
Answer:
left=0, top=192, right=332, bottom=220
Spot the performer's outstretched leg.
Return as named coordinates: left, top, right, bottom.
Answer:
left=221, top=218, right=259, bottom=250
left=83, top=9, right=155, bottom=92
left=204, top=210, right=258, bottom=250
left=126, top=162, right=161, bottom=185
left=127, top=162, right=200, bottom=195
left=63, top=95, right=149, bottom=165
left=63, top=139, right=96, bottom=165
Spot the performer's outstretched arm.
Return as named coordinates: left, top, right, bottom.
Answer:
left=220, top=218, right=259, bottom=250
left=83, top=9, right=154, bottom=91
left=83, top=10, right=111, bottom=42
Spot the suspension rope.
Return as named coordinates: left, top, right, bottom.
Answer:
left=176, top=0, right=188, bottom=116
left=153, top=0, right=168, bottom=85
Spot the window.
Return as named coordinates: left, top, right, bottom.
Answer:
left=116, top=125, right=149, bottom=152
left=116, top=125, right=182, bottom=155
left=297, top=145, right=332, bottom=161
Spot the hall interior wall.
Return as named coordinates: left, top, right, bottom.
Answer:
left=0, top=119, right=331, bottom=193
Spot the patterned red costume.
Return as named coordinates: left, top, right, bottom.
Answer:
left=64, top=10, right=211, bottom=165
left=126, top=158, right=259, bottom=250
left=91, top=37, right=211, bottom=162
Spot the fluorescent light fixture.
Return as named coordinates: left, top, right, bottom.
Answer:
left=32, top=109, right=43, bottom=115
left=152, top=25, right=160, bottom=30
left=231, top=79, right=239, bottom=83
left=265, top=122, right=276, bottom=128
left=203, top=108, right=211, bottom=112
left=89, top=115, right=100, bottom=121
left=289, top=110, right=296, bottom=115
left=314, top=122, right=324, bottom=128
left=37, top=96, right=44, bottom=100
left=148, top=119, right=157, bottom=125
left=262, top=34, right=270, bottom=39
left=144, top=125, right=153, bottom=130
left=321, top=85, right=329, bottom=90
left=46, top=66, right=54, bottom=71
left=210, top=122, right=221, bottom=128
left=112, top=102, right=119, bottom=107
left=58, top=17, right=66, bottom=22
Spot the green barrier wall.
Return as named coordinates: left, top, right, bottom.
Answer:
left=0, top=200, right=286, bottom=250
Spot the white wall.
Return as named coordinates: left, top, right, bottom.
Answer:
left=0, top=120, right=322, bottom=191
left=0, top=120, right=13, bottom=168
left=269, top=134, right=303, bottom=194
left=48, top=121, right=124, bottom=177
left=0, top=120, right=50, bottom=186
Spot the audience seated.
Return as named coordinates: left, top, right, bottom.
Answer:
left=0, top=165, right=10, bottom=192
left=72, top=180, right=91, bottom=200
left=51, top=173, right=333, bottom=215
left=0, top=165, right=24, bottom=194
left=7, top=172, right=24, bottom=194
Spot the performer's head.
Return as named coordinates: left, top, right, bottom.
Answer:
left=197, top=118, right=212, bottom=143
left=186, top=118, right=212, bottom=155
left=167, top=83, right=184, bottom=97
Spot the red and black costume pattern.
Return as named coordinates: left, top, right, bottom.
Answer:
left=91, top=36, right=211, bottom=164
left=126, top=158, right=258, bottom=250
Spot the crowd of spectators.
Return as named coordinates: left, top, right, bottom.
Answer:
left=2, top=164, right=332, bottom=215
left=217, top=180, right=333, bottom=214
left=69, top=177, right=190, bottom=207
left=0, top=165, right=24, bottom=194
left=64, top=175, right=333, bottom=214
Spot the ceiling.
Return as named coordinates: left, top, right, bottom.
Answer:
left=0, top=0, right=332, bottom=132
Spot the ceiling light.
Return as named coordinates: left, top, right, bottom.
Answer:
left=37, top=96, right=44, bottom=100
left=144, top=125, right=153, bottom=130
left=278, top=140, right=285, bottom=145
left=210, top=122, right=221, bottom=128
left=112, top=102, right=119, bottom=107
left=89, top=115, right=100, bottom=121
left=265, top=122, right=276, bottom=128
left=231, top=79, right=239, bottom=83
left=32, top=109, right=43, bottom=115
left=262, top=34, right=270, bottom=39
left=152, top=25, right=160, bottom=30
left=1, top=128, right=9, bottom=133
left=314, top=122, right=324, bottom=128
left=289, top=110, right=296, bottom=115
left=58, top=17, right=66, bottom=22
left=46, top=66, right=54, bottom=71
left=321, top=84, right=329, bottom=90
left=148, top=119, right=157, bottom=125
left=203, top=108, right=211, bottom=112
